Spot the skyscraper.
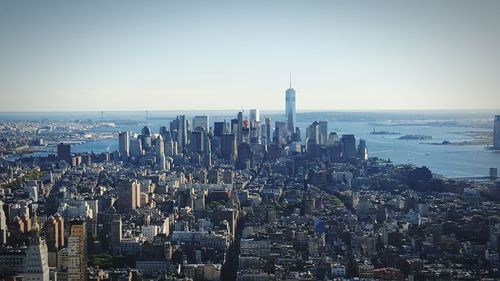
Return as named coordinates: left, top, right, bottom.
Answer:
left=118, top=180, right=141, bottom=212
left=154, top=135, right=164, bottom=157
left=236, top=142, right=254, bottom=170
left=118, top=131, right=129, bottom=161
left=274, top=121, right=287, bottom=144
left=110, top=217, right=122, bottom=250
left=319, top=121, right=328, bottom=145
left=45, top=213, right=64, bottom=251
left=249, top=109, right=260, bottom=126
left=204, top=133, right=212, bottom=168
left=221, top=134, right=237, bottom=162
left=265, top=117, right=272, bottom=144
left=189, top=131, right=204, bottom=153
left=306, top=121, right=320, bottom=144
left=357, top=139, right=368, bottom=160
left=341, top=135, right=357, bottom=159
left=177, top=115, right=188, bottom=150
left=23, top=233, right=50, bottom=281
left=68, top=220, right=87, bottom=281
left=193, top=115, right=209, bottom=132
left=159, top=126, right=168, bottom=136
left=141, top=126, right=152, bottom=136
left=237, top=112, right=243, bottom=144
left=165, top=138, right=177, bottom=157
left=57, top=143, right=71, bottom=163
left=129, top=138, right=143, bottom=157
left=214, top=121, right=226, bottom=137
left=328, top=132, right=339, bottom=145
left=494, top=115, right=500, bottom=149
left=285, top=74, right=296, bottom=133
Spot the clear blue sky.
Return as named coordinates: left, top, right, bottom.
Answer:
left=1, top=0, right=499, bottom=111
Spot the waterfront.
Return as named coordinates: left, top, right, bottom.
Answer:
left=2, top=110, right=499, bottom=178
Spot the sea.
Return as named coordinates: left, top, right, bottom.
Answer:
left=1, top=110, right=499, bottom=178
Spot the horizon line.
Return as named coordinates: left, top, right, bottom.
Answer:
left=0, top=108, right=499, bottom=114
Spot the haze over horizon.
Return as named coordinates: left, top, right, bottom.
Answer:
left=1, top=0, right=500, bottom=112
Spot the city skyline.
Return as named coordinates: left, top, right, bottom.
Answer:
left=1, top=0, right=500, bottom=111
left=1, top=2, right=500, bottom=281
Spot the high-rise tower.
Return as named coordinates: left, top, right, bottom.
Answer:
left=237, top=112, right=243, bottom=144
left=285, top=73, right=296, bottom=133
left=494, top=115, right=500, bottom=149
left=118, top=180, right=141, bottom=212
left=249, top=109, right=260, bottom=126
left=68, top=220, right=87, bottom=281
left=177, top=115, right=188, bottom=150
left=23, top=231, right=50, bottom=281
left=118, top=131, right=129, bottom=161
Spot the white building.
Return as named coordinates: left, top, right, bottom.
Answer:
left=249, top=109, right=260, bottom=125
left=142, top=225, right=159, bottom=240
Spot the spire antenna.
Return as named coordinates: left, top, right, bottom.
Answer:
left=289, top=71, right=292, bottom=89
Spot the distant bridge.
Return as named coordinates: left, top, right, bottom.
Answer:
left=449, top=176, right=498, bottom=182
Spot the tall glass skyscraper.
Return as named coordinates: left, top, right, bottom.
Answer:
left=494, top=115, right=500, bottom=149
left=285, top=75, right=296, bottom=133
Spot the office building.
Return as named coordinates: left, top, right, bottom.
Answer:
left=159, top=126, right=168, bottom=136
left=110, top=218, right=122, bottom=249
left=190, top=131, right=204, bottom=153
left=165, top=138, right=177, bottom=157
left=57, top=143, right=71, bottom=163
left=193, top=115, right=209, bottom=132
left=274, top=121, right=287, bottom=144
left=265, top=118, right=272, bottom=144
left=319, top=121, right=328, bottom=145
left=177, top=115, right=188, bottom=150
left=357, top=139, right=368, bottom=160
left=306, top=121, right=320, bottom=144
left=293, top=127, right=301, bottom=142
left=236, top=143, right=254, bottom=170
left=328, top=132, right=339, bottom=145
left=159, top=154, right=168, bottom=171
left=221, top=134, right=237, bottom=162
left=129, top=138, right=143, bottom=157
left=68, top=220, right=87, bottom=281
left=341, top=134, right=357, bottom=159
left=249, top=109, right=260, bottom=126
left=285, top=75, right=296, bottom=133
left=203, top=132, right=212, bottom=168
left=242, top=118, right=250, bottom=143
left=230, top=118, right=238, bottom=134
left=45, top=214, right=64, bottom=251
left=154, top=135, right=164, bottom=156
left=494, top=115, right=500, bottom=149
left=237, top=112, right=243, bottom=144
left=214, top=121, right=226, bottom=137
left=250, top=124, right=260, bottom=144
left=23, top=234, right=50, bottom=281
left=141, top=126, right=152, bottom=136
left=118, top=180, right=141, bottom=212
left=118, top=131, right=129, bottom=161
left=169, top=118, right=179, bottom=132
left=138, top=134, right=152, bottom=150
